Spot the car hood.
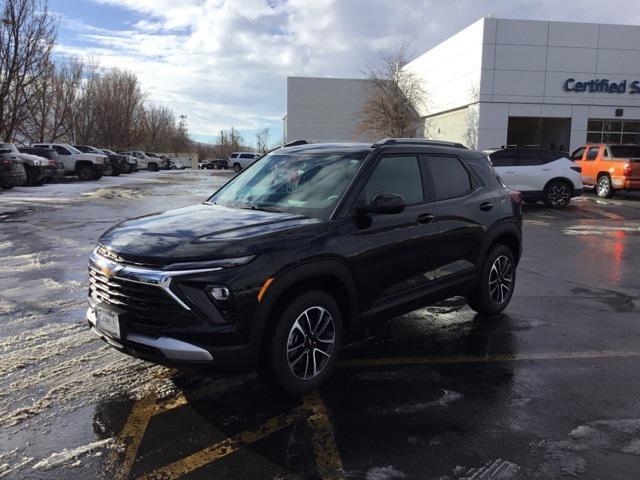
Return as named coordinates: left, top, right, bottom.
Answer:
left=98, top=203, right=323, bottom=264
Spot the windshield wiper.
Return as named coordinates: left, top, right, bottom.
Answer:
left=240, top=205, right=283, bottom=213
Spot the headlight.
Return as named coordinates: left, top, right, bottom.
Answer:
left=165, top=255, right=256, bottom=271
left=33, top=160, right=41, bottom=166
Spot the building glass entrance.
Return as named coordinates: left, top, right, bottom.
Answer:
left=586, top=120, right=640, bottom=144
left=506, top=117, right=571, bottom=152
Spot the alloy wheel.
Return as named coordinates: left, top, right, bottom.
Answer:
left=597, top=176, right=610, bottom=197
left=548, top=184, right=570, bottom=207
left=286, top=306, right=335, bottom=380
left=488, top=255, right=513, bottom=304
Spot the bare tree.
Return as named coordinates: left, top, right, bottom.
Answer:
left=0, top=0, right=56, bottom=142
left=255, top=127, right=270, bottom=155
left=19, top=57, right=84, bottom=143
left=143, top=105, right=176, bottom=150
left=215, top=127, right=245, bottom=159
left=357, top=44, right=426, bottom=140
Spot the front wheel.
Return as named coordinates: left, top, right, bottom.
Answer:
left=264, top=290, right=343, bottom=395
left=233, top=163, right=241, bottom=173
left=543, top=180, right=571, bottom=209
left=148, top=163, right=159, bottom=172
left=77, top=164, right=94, bottom=181
left=597, top=175, right=614, bottom=198
left=467, top=244, right=516, bottom=316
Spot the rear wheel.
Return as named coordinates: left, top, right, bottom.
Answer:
left=263, top=290, right=342, bottom=395
left=597, top=174, right=614, bottom=198
left=543, top=180, right=571, bottom=209
left=467, top=244, right=516, bottom=316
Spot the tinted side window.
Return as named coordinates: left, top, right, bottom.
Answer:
left=586, top=147, right=599, bottom=161
left=518, top=150, right=545, bottom=166
left=363, top=156, right=423, bottom=204
left=240, top=153, right=255, bottom=159
left=53, top=146, right=70, bottom=155
left=489, top=150, right=518, bottom=167
left=428, top=156, right=472, bottom=200
left=571, top=147, right=586, bottom=161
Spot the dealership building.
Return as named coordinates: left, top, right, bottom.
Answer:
left=284, top=17, right=640, bottom=152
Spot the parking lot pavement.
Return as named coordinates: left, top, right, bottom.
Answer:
left=1, top=175, right=640, bottom=479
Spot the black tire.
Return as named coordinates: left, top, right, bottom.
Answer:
left=25, top=166, right=37, bottom=186
left=596, top=174, right=614, bottom=198
left=543, top=180, right=572, bottom=209
left=76, top=164, right=94, bottom=181
left=263, top=290, right=343, bottom=395
left=233, top=163, right=241, bottom=173
left=467, top=244, right=516, bottom=316
left=148, top=163, right=159, bottom=172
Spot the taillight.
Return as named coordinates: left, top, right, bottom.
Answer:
left=0, top=159, right=10, bottom=165
left=623, top=163, right=632, bottom=176
left=570, top=166, right=582, bottom=173
left=509, top=190, right=522, bottom=204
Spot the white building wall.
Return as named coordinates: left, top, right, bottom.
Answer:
left=285, top=77, right=370, bottom=142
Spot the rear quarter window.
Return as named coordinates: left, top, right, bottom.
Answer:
left=427, top=156, right=472, bottom=200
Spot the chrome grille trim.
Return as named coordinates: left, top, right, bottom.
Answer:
left=89, top=248, right=223, bottom=311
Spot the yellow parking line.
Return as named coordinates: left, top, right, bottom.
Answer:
left=337, top=350, right=640, bottom=367
left=303, top=391, right=344, bottom=480
left=110, top=396, right=157, bottom=480
left=136, top=407, right=307, bottom=480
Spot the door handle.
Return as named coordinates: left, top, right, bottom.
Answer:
left=417, top=213, right=435, bottom=224
left=479, top=202, right=494, bottom=211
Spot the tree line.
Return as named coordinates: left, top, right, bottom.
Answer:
left=0, top=0, right=190, bottom=152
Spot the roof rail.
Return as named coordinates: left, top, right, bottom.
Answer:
left=283, top=139, right=308, bottom=147
left=371, top=138, right=467, bottom=149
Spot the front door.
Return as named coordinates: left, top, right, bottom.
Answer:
left=353, top=154, right=440, bottom=310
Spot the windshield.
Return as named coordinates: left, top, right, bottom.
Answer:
left=610, top=145, right=640, bottom=158
left=0, top=143, right=18, bottom=153
left=66, top=145, right=82, bottom=154
left=209, top=152, right=365, bottom=219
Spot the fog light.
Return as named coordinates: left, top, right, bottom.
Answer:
left=210, top=287, right=230, bottom=301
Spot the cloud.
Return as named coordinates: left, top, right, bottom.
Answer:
left=54, top=0, right=640, bottom=144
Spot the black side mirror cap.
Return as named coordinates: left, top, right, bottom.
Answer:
left=357, top=192, right=407, bottom=215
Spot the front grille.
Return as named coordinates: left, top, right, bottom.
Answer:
left=89, top=262, right=184, bottom=327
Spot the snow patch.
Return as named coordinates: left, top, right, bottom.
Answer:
left=32, top=438, right=113, bottom=471
left=369, top=390, right=462, bottom=415
left=365, top=466, right=406, bottom=480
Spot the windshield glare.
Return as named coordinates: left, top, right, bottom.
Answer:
left=210, top=152, right=365, bottom=219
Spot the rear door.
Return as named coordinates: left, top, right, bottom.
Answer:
left=423, top=154, right=500, bottom=279
left=512, top=150, right=547, bottom=192
left=353, top=154, right=441, bottom=308
left=489, top=150, right=520, bottom=190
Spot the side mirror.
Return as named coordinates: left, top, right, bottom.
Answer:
left=357, top=192, right=407, bottom=215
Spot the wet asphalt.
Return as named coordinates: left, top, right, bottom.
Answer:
left=1, top=170, right=640, bottom=480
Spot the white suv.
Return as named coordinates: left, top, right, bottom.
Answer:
left=485, top=148, right=583, bottom=209
left=32, top=143, right=108, bottom=181
left=229, top=152, right=258, bottom=172
left=120, top=151, right=160, bottom=171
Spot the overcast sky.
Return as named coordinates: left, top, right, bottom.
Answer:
left=49, top=0, right=640, bottom=146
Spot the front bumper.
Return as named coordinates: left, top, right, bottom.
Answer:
left=87, top=306, right=213, bottom=362
left=85, top=249, right=262, bottom=371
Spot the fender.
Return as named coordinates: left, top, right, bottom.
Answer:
left=251, top=256, right=361, bottom=347
left=477, top=219, right=522, bottom=265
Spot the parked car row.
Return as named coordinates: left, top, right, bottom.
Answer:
left=484, top=142, right=640, bottom=208
left=0, top=142, right=178, bottom=190
left=199, top=152, right=258, bottom=172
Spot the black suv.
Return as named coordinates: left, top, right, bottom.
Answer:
left=87, top=139, right=522, bottom=394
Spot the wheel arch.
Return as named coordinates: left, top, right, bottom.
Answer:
left=255, top=258, right=360, bottom=357
left=479, top=221, right=522, bottom=266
